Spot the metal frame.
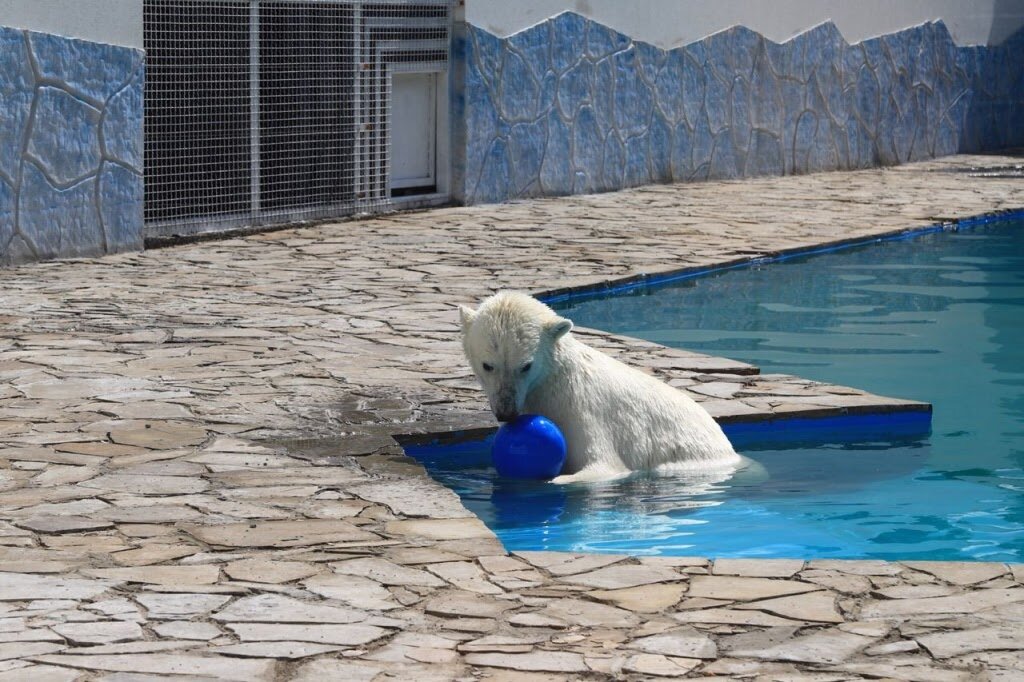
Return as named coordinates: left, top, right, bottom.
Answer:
left=143, top=0, right=452, bottom=238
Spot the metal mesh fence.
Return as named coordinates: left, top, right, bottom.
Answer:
left=144, top=1, right=252, bottom=226
left=143, top=0, right=451, bottom=237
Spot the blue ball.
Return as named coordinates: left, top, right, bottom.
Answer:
left=492, top=415, right=567, bottom=480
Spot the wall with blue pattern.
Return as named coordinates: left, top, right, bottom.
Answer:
left=453, top=13, right=1024, bottom=204
left=0, top=25, right=143, bottom=266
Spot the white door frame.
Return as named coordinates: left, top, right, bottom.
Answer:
left=391, top=71, right=437, bottom=190
left=388, top=63, right=449, bottom=202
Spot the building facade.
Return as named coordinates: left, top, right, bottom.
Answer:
left=1, top=0, right=1023, bottom=265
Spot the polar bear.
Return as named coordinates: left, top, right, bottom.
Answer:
left=459, top=291, right=741, bottom=483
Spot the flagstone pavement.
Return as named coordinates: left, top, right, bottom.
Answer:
left=1, top=154, right=1023, bottom=680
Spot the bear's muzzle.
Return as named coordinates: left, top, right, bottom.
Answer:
left=492, top=387, right=520, bottom=423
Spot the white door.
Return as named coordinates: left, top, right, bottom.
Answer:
left=390, top=72, right=437, bottom=192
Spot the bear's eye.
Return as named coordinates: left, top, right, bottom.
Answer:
left=520, top=362, right=532, bottom=374
left=482, top=363, right=494, bottom=372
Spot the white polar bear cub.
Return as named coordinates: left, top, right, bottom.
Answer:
left=459, top=291, right=740, bottom=483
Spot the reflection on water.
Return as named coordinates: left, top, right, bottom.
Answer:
left=410, top=220, right=1024, bottom=561
left=411, top=431, right=1018, bottom=560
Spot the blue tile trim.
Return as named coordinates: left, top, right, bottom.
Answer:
left=402, top=409, right=933, bottom=459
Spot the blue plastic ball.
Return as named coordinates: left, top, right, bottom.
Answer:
left=492, top=415, right=567, bottom=480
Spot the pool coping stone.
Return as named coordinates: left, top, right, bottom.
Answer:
left=0, top=152, right=1022, bottom=679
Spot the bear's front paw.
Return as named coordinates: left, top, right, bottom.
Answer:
left=550, top=467, right=629, bottom=485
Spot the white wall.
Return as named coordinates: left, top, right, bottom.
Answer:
left=0, top=0, right=143, bottom=48
left=6, top=1, right=1022, bottom=51
left=466, top=0, right=1024, bottom=47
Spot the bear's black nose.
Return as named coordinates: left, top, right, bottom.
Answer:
left=495, top=409, right=519, bottom=423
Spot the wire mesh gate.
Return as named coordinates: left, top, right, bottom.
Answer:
left=143, top=0, right=451, bottom=237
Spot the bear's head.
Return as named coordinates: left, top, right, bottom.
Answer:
left=459, top=291, right=572, bottom=422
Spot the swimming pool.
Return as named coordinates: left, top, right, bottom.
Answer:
left=409, top=216, right=1024, bottom=561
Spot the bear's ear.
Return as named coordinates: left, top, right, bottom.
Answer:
left=546, top=316, right=573, bottom=341
left=458, top=305, right=476, bottom=332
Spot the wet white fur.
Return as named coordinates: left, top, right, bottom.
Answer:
left=459, top=291, right=740, bottom=483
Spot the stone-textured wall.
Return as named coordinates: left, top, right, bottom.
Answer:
left=454, top=13, right=1024, bottom=204
left=0, top=25, right=143, bottom=266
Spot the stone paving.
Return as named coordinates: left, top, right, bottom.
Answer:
left=0, top=153, right=1023, bottom=680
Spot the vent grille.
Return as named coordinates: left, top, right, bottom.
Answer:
left=143, top=0, right=451, bottom=237
left=144, top=1, right=252, bottom=226
left=258, top=3, right=358, bottom=213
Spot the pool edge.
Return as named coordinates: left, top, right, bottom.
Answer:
left=538, top=207, right=1024, bottom=305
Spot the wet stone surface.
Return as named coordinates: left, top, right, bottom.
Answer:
left=0, top=155, right=1022, bottom=678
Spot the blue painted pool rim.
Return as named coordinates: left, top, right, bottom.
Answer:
left=400, top=409, right=932, bottom=453
left=538, top=207, right=1024, bottom=306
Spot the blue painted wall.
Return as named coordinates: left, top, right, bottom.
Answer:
left=453, top=14, right=1024, bottom=204
left=0, top=25, right=143, bottom=266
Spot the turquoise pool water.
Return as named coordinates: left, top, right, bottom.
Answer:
left=409, top=217, right=1024, bottom=561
